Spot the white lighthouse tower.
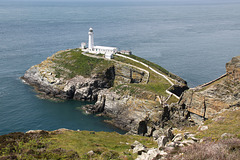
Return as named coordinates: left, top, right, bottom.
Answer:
left=81, top=27, right=119, bottom=59
left=88, top=28, right=94, bottom=51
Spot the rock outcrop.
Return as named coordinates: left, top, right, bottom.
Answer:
left=22, top=49, right=189, bottom=133
left=132, top=128, right=201, bottom=160
left=179, top=56, right=240, bottom=122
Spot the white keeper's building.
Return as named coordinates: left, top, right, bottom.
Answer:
left=81, top=28, right=118, bottom=59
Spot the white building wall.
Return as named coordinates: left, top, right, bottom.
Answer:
left=81, top=28, right=118, bottom=59
left=88, top=28, right=94, bottom=50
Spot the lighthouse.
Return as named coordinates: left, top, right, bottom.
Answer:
left=81, top=27, right=118, bottom=59
left=88, top=28, right=94, bottom=51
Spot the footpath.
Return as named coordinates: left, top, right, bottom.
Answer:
left=82, top=52, right=180, bottom=100
left=115, top=54, right=180, bottom=100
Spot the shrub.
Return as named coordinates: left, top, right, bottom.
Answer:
left=167, top=138, right=240, bottom=160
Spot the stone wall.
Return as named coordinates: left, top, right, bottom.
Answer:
left=114, top=63, right=149, bottom=86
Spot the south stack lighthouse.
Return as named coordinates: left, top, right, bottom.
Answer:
left=88, top=28, right=94, bottom=51
left=81, top=28, right=118, bottom=59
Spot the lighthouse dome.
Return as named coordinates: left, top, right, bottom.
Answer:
left=89, top=28, right=93, bottom=32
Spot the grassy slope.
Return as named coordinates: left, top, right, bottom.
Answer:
left=50, top=131, right=157, bottom=159
left=197, top=109, right=240, bottom=140
left=113, top=55, right=172, bottom=98
left=125, top=54, right=184, bottom=82
left=48, top=49, right=175, bottom=101
left=0, top=131, right=157, bottom=160
left=51, top=49, right=114, bottom=79
left=169, top=109, right=240, bottom=160
left=174, top=109, right=240, bottom=140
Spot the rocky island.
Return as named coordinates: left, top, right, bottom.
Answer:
left=21, top=48, right=189, bottom=134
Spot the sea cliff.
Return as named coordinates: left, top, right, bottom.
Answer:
left=21, top=48, right=190, bottom=134
left=178, top=56, right=240, bottom=122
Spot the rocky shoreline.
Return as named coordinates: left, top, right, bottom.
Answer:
left=7, top=49, right=240, bottom=159
left=21, top=49, right=191, bottom=134
left=21, top=49, right=240, bottom=137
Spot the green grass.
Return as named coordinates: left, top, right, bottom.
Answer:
left=126, top=54, right=169, bottom=75
left=0, top=131, right=79, bottom=159
left=196, top=109, right=240, bottom=140
left=113, top=55, right=172, bottom=99
left=124, top=54, right=184, bottom=82
left=167, top=95, right=179, bottom=104
left=179, top=109, right=240, bottom=140
left=0, top=130, right=157, bottom=160
left=52, top=49, right=114, bottom=79
left=41, top=49, right=179, bottom=102
left=49, top=130, right=157, bottom=159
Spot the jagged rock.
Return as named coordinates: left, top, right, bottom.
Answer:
left=226, top=56, right=240, bottom=83
left=137, top=121, right=148, bottom=136
left=131, top=141, right=142, bottom=149
left=164, top=146, right=176, bottom=152
left=165, top=128, right=174, bottom=140
left=152, top=129, right=164, bottom=140
left=131, top=141, right=147, bottom=155
left=172, top=133, right=183, bottom=142
left=183, top=132, right=196, bottom=140
left=177, top=143, right=184, bottom=147
left=53, top=128, right=71, bottom=134
left=191, top=137, right=199, bottom=142
left=182, top=139, right=195, bottom=146
left=198, top=125, right=208, bottom=131
left=157, top=136, right=169, bottom=148
left=26, top=130, right=42, bottom=134
left=22, top=49, right=189, bottom=134
left=136, top=148, right=162, bottom=160
left=179, top=56, right=240, bottom=122
left=184, top=132, right=196, bottom=139
left=183, top=132, right=190, bottom=139
left=166, top=142, right=176, bottom=148
left=145, top=126, right=154, bottom=137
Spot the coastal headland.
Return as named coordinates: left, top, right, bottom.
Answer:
left=1, top=49, right=239, bottom=159
left=21, top=48, right=190, bottom=134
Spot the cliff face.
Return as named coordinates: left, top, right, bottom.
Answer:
left=226, top=56, right=240, bottom=83
left=22, top=49, right=189, bottom=133
left=22, top=49, right=148, bottom=101
left=179, top=56, right=240, bottom=121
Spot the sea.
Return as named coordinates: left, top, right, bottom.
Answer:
left=1, top=0, right=240, bottom=135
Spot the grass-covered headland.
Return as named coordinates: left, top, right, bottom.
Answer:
left=50, top=49, right=114, bottom=79
left=45, top=48, right=185, bottom=103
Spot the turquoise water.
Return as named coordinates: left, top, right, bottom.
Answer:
left=1, top=0, right=240, bottom=135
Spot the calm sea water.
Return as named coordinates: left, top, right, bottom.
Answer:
left=1, top=0, right=240, bottom=135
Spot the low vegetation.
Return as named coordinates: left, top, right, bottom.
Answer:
left=0, top=130, right=157, bottom=160
left=167, top=138, right=240, bottom=160
left=113, top=55, right=172, bottom=100
left=168, top=108, right=240, bottom=160
left=47, top=49, right=177, bottom=102
left=178, top=109, right=240, bottom=140
left=125, top=54, right=184, bottom=82
left=51, top=49, right=114, bottom=79
left=0, top=131, right=79, bottom=159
